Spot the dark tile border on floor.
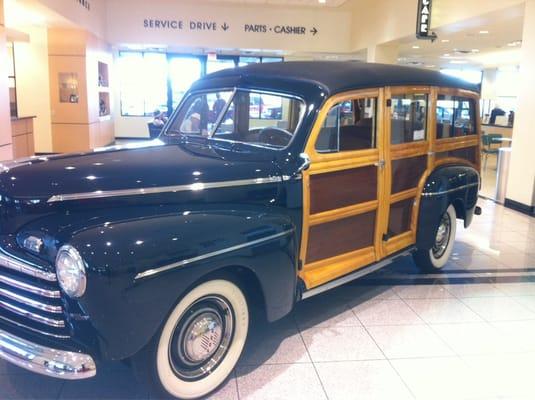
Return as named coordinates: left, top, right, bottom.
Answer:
left=504, top=198, right=535, bottom=217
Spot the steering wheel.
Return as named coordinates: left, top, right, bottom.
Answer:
left=258, top=127, right=293, bottom=147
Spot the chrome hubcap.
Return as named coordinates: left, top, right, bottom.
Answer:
left=169, top=296, right=234, bottom=381
left=183, top=312, right=223, bottom=363
left=432, top=212, right=451, bottom=259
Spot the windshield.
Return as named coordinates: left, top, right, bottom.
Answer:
left=166, top=89, right=305, bottom=149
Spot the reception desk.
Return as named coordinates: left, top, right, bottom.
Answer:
left=482, top=123, right=513, bottom=140
left=11, top=116, right=35, bottom=158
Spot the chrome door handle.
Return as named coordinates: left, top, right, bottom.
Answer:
left=375, top=160, right=385, bottom=169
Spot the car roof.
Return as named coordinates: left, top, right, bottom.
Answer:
left=193, top=61, right=480, bottom=97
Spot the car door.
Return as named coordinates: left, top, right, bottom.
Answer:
left=299, top=89, right=387, bottom=289
left=382, top=86, right=432, bottom=256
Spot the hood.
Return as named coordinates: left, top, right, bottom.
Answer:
left=0, top=139, right=281, bottom=201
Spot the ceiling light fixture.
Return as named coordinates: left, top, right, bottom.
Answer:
left=479, top=30, right=489, bottom=34
left=441, top=39, right=450, bottom=43
left=318, top=0, right=326, bottom=3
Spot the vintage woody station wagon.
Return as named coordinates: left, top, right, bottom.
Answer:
left=0, top=62, right=481, bottom=399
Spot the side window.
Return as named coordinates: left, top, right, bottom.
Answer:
left=436, top=95, right=476, bottom=138
left=315, top=97, right=377, bottom=153
left=390, top=94, right=428, bottom=144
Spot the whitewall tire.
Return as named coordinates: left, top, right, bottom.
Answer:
left=142, top=279, right=249, bottom=399
left=413, top=204, right=457, bottom=271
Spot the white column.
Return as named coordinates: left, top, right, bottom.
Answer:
left=505, top=0, right=535, bottom=212
left=0, top=0, right=14, bottom=161
left=366, top=43, right=399, bottom=64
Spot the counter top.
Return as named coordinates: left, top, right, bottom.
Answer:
left=482, top=123, right=513, bottom=128
left=11, top=116, right=36, bottom=121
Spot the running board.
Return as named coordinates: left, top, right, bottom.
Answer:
left=301, top=247, right=415, bottom=300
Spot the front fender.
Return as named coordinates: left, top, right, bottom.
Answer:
left=34, top=205, right=297, bottom=360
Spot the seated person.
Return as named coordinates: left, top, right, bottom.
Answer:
left=180, top=112, right=201, bottom=134
left=151, top=109, right=166, bottom=127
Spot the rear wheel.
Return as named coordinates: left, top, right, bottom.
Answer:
left=413, top=204, right=457, bottom=272
left=134, top=279, right=249, bottom=399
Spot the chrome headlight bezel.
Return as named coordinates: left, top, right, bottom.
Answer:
left=55, top=245, right=87, bottom=298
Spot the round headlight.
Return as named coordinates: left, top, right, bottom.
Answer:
left=56, top=245, right=87, bottom=298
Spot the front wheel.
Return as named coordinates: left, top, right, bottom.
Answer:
left=413, top=204, right=457, bottom=272
left=134, top=279, right=249, bottom=399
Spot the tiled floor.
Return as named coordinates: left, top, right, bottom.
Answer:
left=0, top=199, right=534, bottom=399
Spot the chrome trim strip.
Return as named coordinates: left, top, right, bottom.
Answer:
left=47, top=176, right=285, bottom=203
left=301, top=248, right=415, bottom=300
left=135, top=229, right=294, bottom=280
left=0, top=328, right=95, bottom=379
left=0, top=288, right=63, bottom=314
left=0, top=300, right=65, bottom=327
left=0, top=274, right=61, bottom=299
left=0, top=315, right=69, bottom=339
left=421, top=182, right=479, bottom=197
left=0, top=250, right=57, bottom=282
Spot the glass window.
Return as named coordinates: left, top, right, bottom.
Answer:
left=167, top=91, right=233, bottom=136
left=391, top=94, right=428, bottom=144
left=207, top=58, right=236, bottom=74
left=239, top=57, right=261, bottom=67
left=436, top=95, right=476, bottom=138
left=315, top=98, right=377, bottom=153
left=213, top=90, right=304, bottom=148
left=261, top=57, right=283, bottom=63
left=169, top=57, right=203, bottom=112
left=118, top=52, right=168, bottom=117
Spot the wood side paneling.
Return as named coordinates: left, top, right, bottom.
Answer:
left=388, top=198, right=414, bottom=236
left=436, top=146, right=477, bottom=165
left=310, top=165, right=377, bottom=214
left=391, top=155, right=427, bottom=194
left=306, top=211, right=376, bottom=263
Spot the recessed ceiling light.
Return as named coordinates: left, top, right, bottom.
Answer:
left=507, top=40, right=522, bottom=47
left=479, top=30, right=489, bottom=34
left=425, top=65, right=436, bottom=68
left=443, top=53, right=451, bottom=57
left=450, top=60, right=468, bottom=64
left=412, top=45, right=420, bottom=49
left=441, top=39, right=450, bottom=43
left=318, top=0, right=326, bottom=3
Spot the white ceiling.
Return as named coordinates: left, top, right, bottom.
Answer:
left=199, top=0, right=349, bottom=7
left=395, top=3, right=524, bottom=70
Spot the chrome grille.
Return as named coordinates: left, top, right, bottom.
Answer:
left=0, top=248, right=69, bottom=338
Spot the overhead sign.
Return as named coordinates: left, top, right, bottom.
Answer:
left=143, top=19, right=319, bottom=37
left=416, top=0, right=437, bottom=40
left=107, top=1, right=351, bottom=53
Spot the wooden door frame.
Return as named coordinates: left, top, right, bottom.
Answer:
left=299, top=88, right=385, bottom=289
left=382, top=86, right=433, bottom=255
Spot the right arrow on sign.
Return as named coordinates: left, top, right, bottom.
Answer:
left=311, top=27, right=318, bottom=35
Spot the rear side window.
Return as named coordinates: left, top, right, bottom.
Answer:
left=436, top=95, right=476, bottom=138
left=315, top=97, right=377, bottom=153
left=390, top=94, right=428, bottom=144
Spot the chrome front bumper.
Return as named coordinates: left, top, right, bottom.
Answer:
left=0, top=328, right=96, bottom=379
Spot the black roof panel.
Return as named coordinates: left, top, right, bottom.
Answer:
left=200, top=61, right=480, bottom=96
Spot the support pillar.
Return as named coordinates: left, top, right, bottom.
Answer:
left=505, top=0, right=535, bottom=215
left=0, top=0, right=14, bottom=161
left=366, top=43, right=399, bottom=64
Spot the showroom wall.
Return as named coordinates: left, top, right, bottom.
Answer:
left=13, top=25, right=52, bottom=153
left=0, top=0, right=12, bottom=160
